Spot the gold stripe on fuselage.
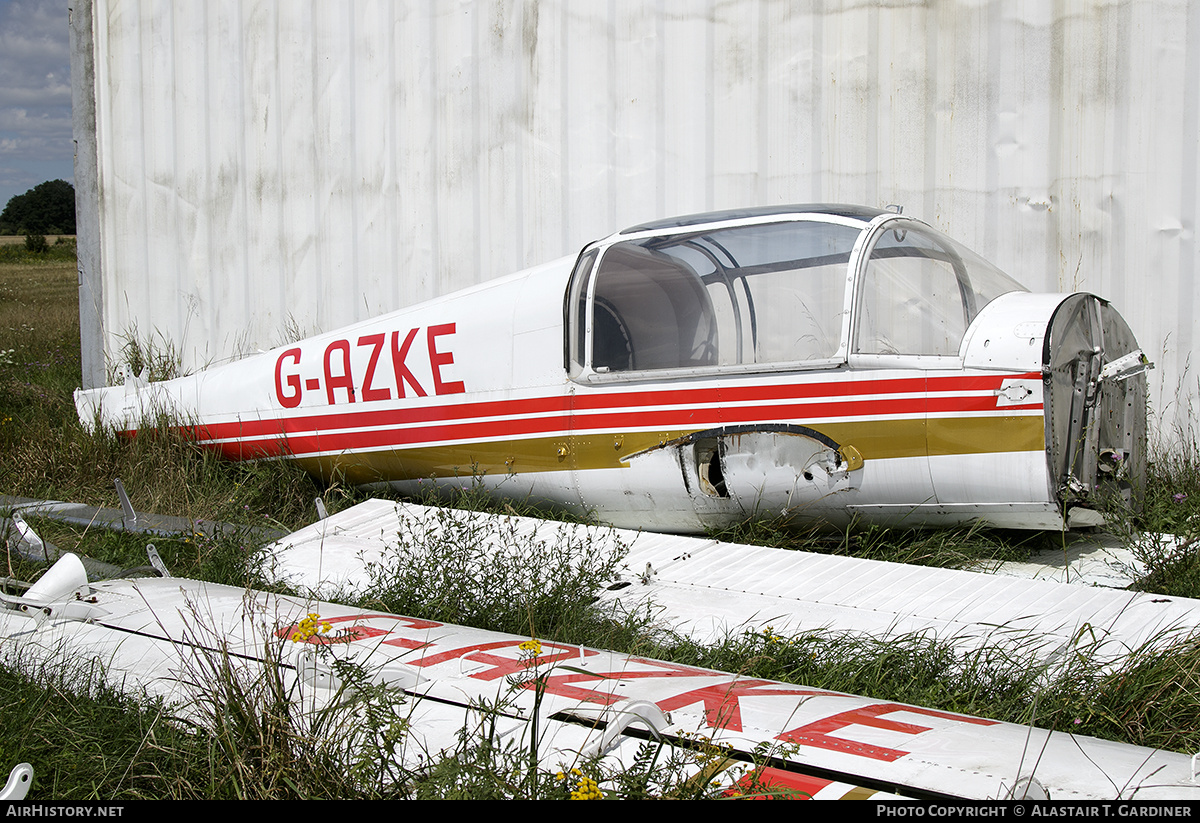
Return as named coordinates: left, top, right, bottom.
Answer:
left=289, top=414, right=1044, bottom=484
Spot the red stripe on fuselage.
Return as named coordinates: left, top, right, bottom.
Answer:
left=182, top=373, right=1042, bottom=460
left=187, top=372, right=1034, bottom=443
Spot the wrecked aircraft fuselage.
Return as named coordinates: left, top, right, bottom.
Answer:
left=75, top=205, right=1150, bottom=533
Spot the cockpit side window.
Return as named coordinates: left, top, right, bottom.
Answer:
left=575, top=220, right=860, bottom=377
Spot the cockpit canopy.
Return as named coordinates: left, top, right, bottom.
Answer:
left=567, top=206, right=1026, bottom=379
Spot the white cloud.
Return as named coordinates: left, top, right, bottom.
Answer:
left=0, top=107, right=72, bottom=134
left=0, top=78, right=71, bottom=108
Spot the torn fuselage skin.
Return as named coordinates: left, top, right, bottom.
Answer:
left=624, top=424, right=864, bottom=528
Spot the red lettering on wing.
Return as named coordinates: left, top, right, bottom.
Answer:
left=729, top=767, right=828, bottom=799
left=275, top=613, right=443, bottom=646
left=656, top=680, right=833, bottom=732
left=410, top=640, right=588, bottom=679
left=530, top=671, right=625, bottom=705
left=276, top=621, right=387, bottom=645
left=776, top=703, right=998, bottom=762
left=427, top=323, right=466, bottom=395
left=391, top=328, right=428, bottom=398
left=516, top=656, right=724, bottom=707
left=357, top=333, right=392, bottom=402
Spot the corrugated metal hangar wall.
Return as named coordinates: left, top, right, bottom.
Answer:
left=72, top=0, right=1200, bottom=442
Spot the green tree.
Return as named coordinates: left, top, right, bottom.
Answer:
left=0, top=180, right=76, bottom=235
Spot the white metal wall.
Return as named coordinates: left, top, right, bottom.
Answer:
left=74, top=0, right=1200, bottom=442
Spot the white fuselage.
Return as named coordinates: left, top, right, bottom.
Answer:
left=76, top=206, right=1148, bottom=532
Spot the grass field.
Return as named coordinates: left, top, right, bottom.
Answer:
left=0, top=235, right=74, bottom=246
left=2, top=246, right=1200, bottom=798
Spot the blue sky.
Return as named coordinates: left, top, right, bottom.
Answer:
left=0, top=0, right=73, bottom=217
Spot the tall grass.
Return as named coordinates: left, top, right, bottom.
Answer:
left=0, top=257, right=327, bottom=532
left=1100, top=402, right=1200, bottom=597
left=0, top=654, right=205, bottom=799
left=355, top=502, right=640, bottom=644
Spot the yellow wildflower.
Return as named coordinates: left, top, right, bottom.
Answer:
left=570, top=774, right=603, bottom=800
left=289, top=612, right=331, bottom=642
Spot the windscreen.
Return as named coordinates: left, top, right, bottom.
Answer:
left=853, top=220, right=1026, bottom=357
